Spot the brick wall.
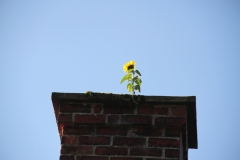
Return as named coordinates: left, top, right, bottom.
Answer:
left=52, top=93, right=197, bottom=160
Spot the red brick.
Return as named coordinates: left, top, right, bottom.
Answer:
left=60, top=155, right=74, bottom=160
left=154, top=107, right=169, bottom=115
left=61, top=135, right=77, bottom=144
left=165, top=128, right=181, bottom=137
left=60, top=103, right=91, bottom=113
left=77, top=156, right=108, bottom=160
left=94, top=105, right=102, bottom=113
left=104, top=105, right=134, bottom=114
left=78, top=136, right=110, bottom=145
left=138, top=105, right=154, bottom=114
left=96, top=127, right=127, bottom=136
left=165, top=149, right=180, bottom=158
left=113, top=137, right=145, bottom=146
left=95, top=147, right=128, bottom=155
left=58, top=114, right=72, bottom=123
left=111, top=158, right=142, bottom=160
left=120, top=115, right=152, bottom=125
left=131, top=127, right=162, bottom=137
left=171, top=106, right=186, bottom=116
left=64, top=126, right=95, bottom=135
left=130, top=148, right=162, bottom=157
left=148, top=138, right=180, bottom=148
left=74, top=115, right=105, bottom=124
left=58, top=123, right=64, bottom=136
left=108, top=115, right=119, bottom=124
left=61, top=145, right=93, bottom=154
left=155, top=117, right=186, bottom=127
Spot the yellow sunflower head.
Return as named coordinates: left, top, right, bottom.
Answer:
left=123, top=60, right=136, bottom=73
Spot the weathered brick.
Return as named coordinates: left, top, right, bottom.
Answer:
left=111, top=158, right=142, bottom=160
left=60, top=155, right=74, bottom=160
left=77, top=156, right=108, bottom=160
left=113, top=137, right=145, bottom=146
left=171, top=106, right=186, bottom=116
left=104, top=105, right=134, bottom=114
left=130, top=148, right=162, bottom=157
left=138, top=105, right=154, bottom=114
left=108, top=115, right=119, bottom=124
left=61, top=145, right=93, bottom=154
left=63, top=126, right=95, bottom=135
left=120, top=115, right=152, bottom=125
left=61, top=135, right=77, bottom=144
left=78, top=136, right=110, bottom=145
left=155, top=117, right=186, bottom=127
left=94, top=105, right=102, bottom=113
left=148, top=138, right=180, bottom=148
left=60, top=103, right=91, bottom=113
left=165, top=128, right=181, bottom=137
left=95, top=147, right=128, bottom=155
left=154, top=107, right=169, bottom=115
left=53, top=93, right=196, bottom=160
left=165, top=149, right=180, bottom=158
left=131, top=127, right=162, bottom=137
left=58, top=123, right=64, bottom=136
left=58, top=114, right=72, bottom=123
left=74, top=115, right=105, bottom=124
left=96, top=127, right=127, bottom=136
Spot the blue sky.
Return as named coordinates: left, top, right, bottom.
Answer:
left=0, top=1, right=240, bottom=160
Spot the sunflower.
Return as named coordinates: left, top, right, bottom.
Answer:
left=123, top=60, right=136, bottom=73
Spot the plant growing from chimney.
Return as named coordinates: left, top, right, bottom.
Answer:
left=120, top=60, right=142, bottom=104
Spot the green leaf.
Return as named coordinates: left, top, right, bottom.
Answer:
left=128, top=69, right=134, bottom=74
left=120, top=74, right=132, bottom=84
left=134, top=85, right=141, bottom=92
left=120, top=75, right=128, bottom=84
left=127, top=83, right=133, bottom=92
left=134, top=85, right=139, bottom=90
left=127, top=74, right=133, bottom=80
left=132, top=76, right=138, bottom=82
left=135, top=70, right=142, bottom=76
left=134, top=78, right=141, bottom=86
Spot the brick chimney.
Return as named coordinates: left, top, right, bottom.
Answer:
left=51, top=92, right=197, bottom=160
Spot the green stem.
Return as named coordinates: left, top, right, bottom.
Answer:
left=131, top=71, right=138, bottom=105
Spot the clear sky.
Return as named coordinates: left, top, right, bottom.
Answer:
left=0, top=1, right=240, bottom=160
